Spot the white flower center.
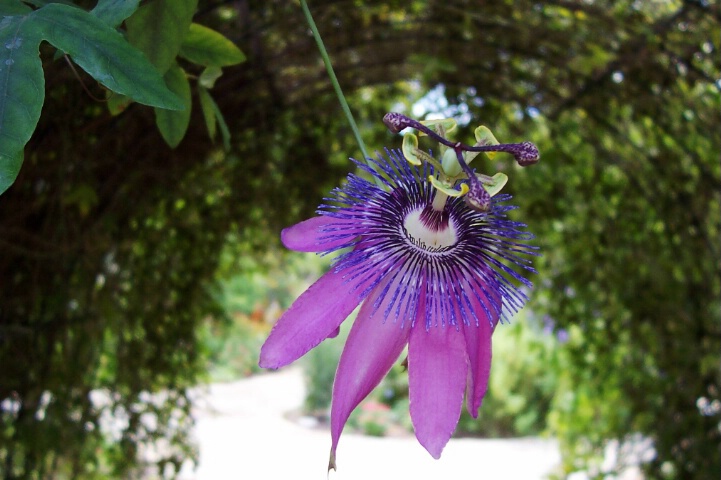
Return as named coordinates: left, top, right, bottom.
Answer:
left=403, top=208, right=458, bottom=250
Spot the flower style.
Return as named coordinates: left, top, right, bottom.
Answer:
left=259, top=113, right=539, bottom=470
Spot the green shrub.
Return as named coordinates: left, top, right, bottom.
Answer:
left=302, top=328, right=346, bottom=413
left=348, top=400, right=393, bottom=436
left=456, top=311, right=565, bottom=437
left=203, top=251, right=330, bottom=382
left=300, top=313, right=372, bottom=414
left=199, top=315, right=266, bottom=382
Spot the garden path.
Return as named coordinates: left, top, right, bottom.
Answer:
left=179, top=367, right=561, bottom=480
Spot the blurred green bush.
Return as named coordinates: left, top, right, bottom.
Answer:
left=199, top=316, right=266, bottom=381
left=457, top=312, right=565, bottom=437
left=302, top=325, right=346, bottom=413
left=202, top=251, right=329, bottom=382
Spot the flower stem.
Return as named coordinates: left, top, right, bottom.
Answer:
left=299, top=0, right=372, bottom=166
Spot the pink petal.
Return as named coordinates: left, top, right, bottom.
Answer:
left=281, top=216, right=356, bottom=253
left=408, top=322, right=468, bottom=458
left=330, top=273, right=410, bottom=465
left=460, top=275, right=501, bottom=417
left=258, top=268, right=362, bottom=369
left=408, top=320, right=468, bottom=459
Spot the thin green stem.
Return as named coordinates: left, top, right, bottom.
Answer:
left=299, top=0, right=382, bottom=184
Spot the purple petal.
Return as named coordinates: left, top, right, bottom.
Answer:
left=281, top=216, right=353, bottom=252
left=329, top=273, right=410, bottom=464
left=408, top=320, right=468, bottom=459
left=258, top=269, right=362, bottom=369
left=460, top=276, right=500, bottom=417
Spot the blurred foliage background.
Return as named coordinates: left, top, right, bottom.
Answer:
left=1, top=0, right=719, bottom=478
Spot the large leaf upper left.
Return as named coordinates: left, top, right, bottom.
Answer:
left=0, top=2, right=183, bottom=195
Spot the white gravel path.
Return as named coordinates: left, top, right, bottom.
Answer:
left=179, top=367, right=561, bottom=480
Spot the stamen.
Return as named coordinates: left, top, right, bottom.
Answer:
left=465, top=140, right=540, bottom=166
left=464, top=178, right=491, bottom=212
left=382, top=112, right=411, bottom=134
left=384, top=112, right=540, bottom=166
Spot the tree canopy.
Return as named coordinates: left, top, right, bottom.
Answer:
left=0, top=0, right=719, bottom=478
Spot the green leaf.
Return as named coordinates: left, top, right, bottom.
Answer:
left=213, top=108, right=230, bottom=152
left=22, top=0, right=76, bottom=7
left=0, top=3, right=186, bottom=194
left=0, top=1, right=33, bottom=15
left=106, top=92, right=132, bottom=115
left=91, top=0, right=140, bottom=28
left=197, top=85, right=216, bottom=140
left=179, top=23, right=245, bottom=67
left=0, top=14, right=44, bottom=195
left=155, top=63, right=191, bottom=148
left=32, top=3, right=184, bottom=110
left=126, top=0, right=197, bottom=73
left=215, top=103, right=231, bottom=152
left=0, top=150, right=23, bottom=196
left=197, top=86, right=230, bottom=151
left=198, top=65, right=222, bottom=89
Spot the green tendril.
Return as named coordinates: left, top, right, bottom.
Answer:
left=299, top=1, right=384, bottom=187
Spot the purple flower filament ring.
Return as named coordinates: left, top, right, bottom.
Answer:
left=320, top=151, right=539, bottom=330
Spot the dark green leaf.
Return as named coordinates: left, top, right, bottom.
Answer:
left=0, top=13, right=44, bottom=195
left=216, top=106, right=230, bottom=151
left=0, top=149, right=23, bottom=196
left=91, top=0, right=139, bottom=28
left=203, top=88, right=230, bottom=151
left=125, top=0, right=197, bottom=73
left=197, top=85, right=229, bottom=150
left=21, top=0, right=76, bottom=7
left=179, top=23, right=245, bottom=67
left=32, top=3, right=183, bottom=110
left=197, top=85, right=216, bottom=140
left=155, top=63, right=191, bottom=148
left=0, top=0, right=33, bottom=15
